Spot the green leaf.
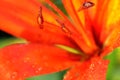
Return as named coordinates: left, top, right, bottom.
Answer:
left=106, top=47, right=120, bottom=80
left=26, top=69, right=68, bottom=80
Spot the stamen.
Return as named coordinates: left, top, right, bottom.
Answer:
left=37, top=7, right=44, bottom=29
left=56, top=19, right=71, bottom=34
left=83, top=1, right=94, bottom=8
left=78, top=1, right=95, bottom=11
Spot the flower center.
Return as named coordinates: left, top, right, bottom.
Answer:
left=37, top=1, right=101, bottom=57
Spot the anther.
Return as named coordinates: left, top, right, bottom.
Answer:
left=56, top=19, right=71, bottom=34
left=78, top=1, right=95, bottom=11
left=37, top=7, right=44, bottom=29
left=83, top=1, right=94, bottom=8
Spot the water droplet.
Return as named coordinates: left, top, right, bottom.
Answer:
left=35, top=67, right=42, bottom=73
left=90, top=64, right=95, bottom=70
left=23, top=73, right=27, bottom=77
left=32, top=65, right=36, bottom=68
left=38, top=67, right=42, bottom=71
left=11, top=72, right=18, bottom=79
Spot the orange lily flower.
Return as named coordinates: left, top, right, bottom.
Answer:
left=0, top=0, right=120, bottom=80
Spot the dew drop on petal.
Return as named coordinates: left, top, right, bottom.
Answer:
left=23, top=73, right=27, bottom=77
left=10, top=72, right=18, bottom=79
left=35, top=67, right=42, bottom=73
left=32, top=65, right=36, bottom=68
left=89, top=63, right=95, bottom=70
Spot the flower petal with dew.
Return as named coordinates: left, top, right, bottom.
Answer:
left=0, top=43, right=80, bottom=80
left=0, top=0, right=120, bottom=80
left=64, top=57, right=109, bottom=80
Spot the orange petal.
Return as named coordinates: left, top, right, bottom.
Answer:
left=70, top=0, right=97, bottom=29
left=0, top=43, right=80, bottom=80
left=62, top=0, right=98, bottom=54
left=64, top=57, right=109, bottom=80
left=103, top=22, right=120, bottom=48
left=0, top=0, right=78, bottom=47
left=94, top=0, right=120, bottom=46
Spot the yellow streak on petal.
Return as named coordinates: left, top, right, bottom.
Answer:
left=55, top=44, right=82, bottom=55
left=72, top=0, right=85, bottom=27
left=63, top=0, right=95, bottom=47
left=106, top=0, right=120, bottom=29
left=104, top=27, right=120, bottom=47
left=99, top=0, right=120, bottom=46
left=42, top=9, right=59, bottom=26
